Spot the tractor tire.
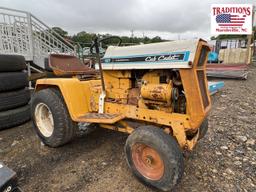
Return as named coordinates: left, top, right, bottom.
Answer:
left=198, top=118, right=208, bottom=140
left=125, top=126, right=184, bottom=191
left=0, top=89, right=30, bottom=111
left=0, top=72, right=28, bottom=92
left=0, top=105, right=30, bottom=130
left=0, top=55, right=26, bottom=72
left=31, top=88, right=78, bottom=147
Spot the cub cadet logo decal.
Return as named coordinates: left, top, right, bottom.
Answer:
left=102, top=51, right=190, bottom=64
left=145, top=54, right=182, bottom=62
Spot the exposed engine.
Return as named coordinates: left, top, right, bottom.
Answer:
left=128, top=69, right=186, bottom=114
left=102, top=39, right=203, bottom=114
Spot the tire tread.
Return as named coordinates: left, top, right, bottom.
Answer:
left=0, top=72, right=28, bottom=92
left=0, top=105, right=31, bottom=130
left=0, top=54, right=26, bottom=72
left=0, top=89, right=30, bottom=111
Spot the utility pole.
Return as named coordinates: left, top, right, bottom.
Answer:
left=131, top=29, right=134, bottom=44
left=246, top=6, right=255, bottom=64
left=131, top=30, right=134, bottom=38
left=253, top=6, right=256, bottom=60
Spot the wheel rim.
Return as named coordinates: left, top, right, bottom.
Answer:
left=132, top=143, right=164, bottom=180
left=34, top=103, right=54, bottom=137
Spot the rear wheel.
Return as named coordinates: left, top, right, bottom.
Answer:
left=31, top=88, right=78, bottom=147
left=125, top=126, right=184, bottom=191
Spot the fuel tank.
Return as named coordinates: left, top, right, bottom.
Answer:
left=141, top=83, right=172, bottom=102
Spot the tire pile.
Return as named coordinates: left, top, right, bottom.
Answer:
left=0, top=55, right=31, bottom=130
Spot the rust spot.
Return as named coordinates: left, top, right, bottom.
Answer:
left=90, top=96, right=97, bottom=111
left=128, top=88, right=140, bottom=105
left=48, top=54, right=98, bottom=76
left=149, top=86, right=165, bottom=100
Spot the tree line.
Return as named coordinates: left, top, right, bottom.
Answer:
left=52, top=27, right=165, bottom=48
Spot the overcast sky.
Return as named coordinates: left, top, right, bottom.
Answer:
left=1, top=0, right=256, bottom=40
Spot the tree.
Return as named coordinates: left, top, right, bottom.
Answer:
left=70, top=31, right=166, bottom=47
left=215, top=34, right=247, bottom=40
left=52, top=27, right=68, bottom=37
left=71, top=31, right=95, bottom=47
left=150, top=36, right=163, bottom=43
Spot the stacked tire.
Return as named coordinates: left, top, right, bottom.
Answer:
left=0, top=55, right=31, bottom=130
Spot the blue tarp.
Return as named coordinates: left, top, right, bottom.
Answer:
left=208, top=81, right=224, bottom=95
left=208, top=52, right=218, bottom=63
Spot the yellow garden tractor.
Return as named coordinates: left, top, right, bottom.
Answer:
left=31, top=36, right=211, bottom=191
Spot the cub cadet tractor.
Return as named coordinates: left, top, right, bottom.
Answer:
left=31, top=37, right=211, bottom=191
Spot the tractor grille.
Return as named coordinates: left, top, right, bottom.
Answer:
left=197, top=70, right=209, bottom=108
left=198, top=46, right=208, bottom=67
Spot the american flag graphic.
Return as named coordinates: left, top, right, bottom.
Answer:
left=216, top=14, right=246, bottom=27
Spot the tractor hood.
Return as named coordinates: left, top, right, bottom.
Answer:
left=102, top=39, right=205, bottom=70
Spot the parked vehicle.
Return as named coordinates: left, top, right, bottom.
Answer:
left=31, top=37, right=211, bottom=191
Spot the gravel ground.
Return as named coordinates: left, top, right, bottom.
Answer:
left=0, top=63, right=255, bottom=192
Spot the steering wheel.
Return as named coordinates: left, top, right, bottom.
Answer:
left=90, top=36, right=122, bottom=54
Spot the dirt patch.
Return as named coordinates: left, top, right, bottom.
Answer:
left=1, top=64, right=256, bottom=192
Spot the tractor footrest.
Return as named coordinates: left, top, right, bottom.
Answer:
left=77, top=113, right=124, bottom=124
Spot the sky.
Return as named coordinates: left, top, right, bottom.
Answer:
left=1, top=0, right=255, bottom=40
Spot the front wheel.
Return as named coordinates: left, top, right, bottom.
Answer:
left=31, top=88, right=78, bottom=147
left=125, top=126, right=184, bottom=191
